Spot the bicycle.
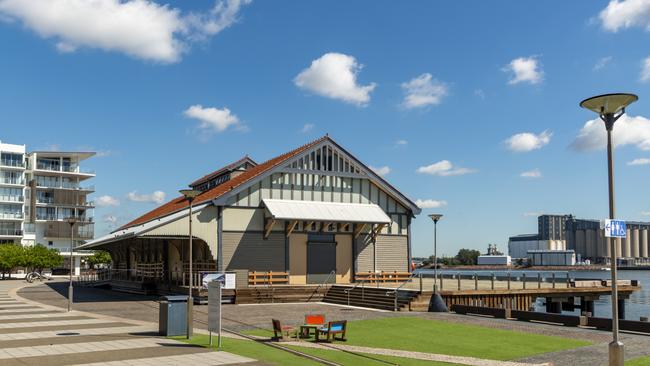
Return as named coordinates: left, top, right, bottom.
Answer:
left=25, top=272, right=51, bottom=283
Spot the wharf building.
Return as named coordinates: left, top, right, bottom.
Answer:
left=81, top=136, right=420, bottom=289
left=509, top=214, right=650, bottom=265
left=0, top=141, right=95, bottom=274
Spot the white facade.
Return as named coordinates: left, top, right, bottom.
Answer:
left=508, top=238, right=566, bottom=259
left=527, top=250, right=576, bottom=266
left=0, top=142, right=95, bottom=275
left=477, top=255, right=512, bottom=266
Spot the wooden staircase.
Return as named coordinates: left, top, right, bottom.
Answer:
left=322, top=285, right=421, bottom=311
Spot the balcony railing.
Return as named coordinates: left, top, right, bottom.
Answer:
left=0, top=195, right=23, bottom=203
left=0, top=178, right=24, bottom=185
left=36, top=215, right=93, bottom=223
left=36, top=197, right=54, bottom=204
left=0, top=160, right=25, bottom=168
left=37, top=163, right=94, bottom=175
left=0, top=229, right=22, bottom=236
left=36, top=182, right=94, bottom=191
left=0, top=212, right=23, bottom=220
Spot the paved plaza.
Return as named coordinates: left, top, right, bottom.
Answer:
left=0, top=280, right=260, bottom=366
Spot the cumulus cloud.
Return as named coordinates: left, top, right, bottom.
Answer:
left=520, top=169, right=542, bottom=178
left=96, top=195, right=120, bottom=207
left=127, top=190, right=166, bottom=204
left=301, top=123, right=315, bottom=133
left=401, top=73, right=448, bottom=109
left=505, top=130, right=552, bottom=152
left=599, top=0, right=650, bottom=32
left=523, top=212, right=543, bottom=217
left=572, top=115, right=650, bottom=151
left=369, top=165, right=391, bottom=177
left=416, top=160, right=476, bottom=176
left=395, top=139, right=408, bottom=147
left=503, top=56, right=543, bottom=85
left=184, top=105, right=243, bottom=133
left=415, top=199, right=447, bottom=209
left=641, top=57, right=650, bottom=82
left=0, top=0, right=250, bottom=63
left=294, top=52, right=377, bottom=105
left=593, top=56, right=613, bottom=71
left=628, top=158, right=650, bottom=165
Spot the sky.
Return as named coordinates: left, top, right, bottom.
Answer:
left=1, top=0, right=650, bottom=257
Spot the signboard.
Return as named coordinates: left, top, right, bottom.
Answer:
left=602, top=219, right=627, bottom=238
left=207, top=280, right=222, bottom=349
left=202, top=272, right=236, bottom=289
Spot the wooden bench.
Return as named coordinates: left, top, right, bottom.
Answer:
left=315, top=320, right=347, bottom=342
left=272, top=319, right=296, bottom=341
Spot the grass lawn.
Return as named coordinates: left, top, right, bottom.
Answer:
left=173, top=334, right=456, bottom=365
left=247, top=316, right=591, bottom=361
left=627, top=356, right=650, bottom=366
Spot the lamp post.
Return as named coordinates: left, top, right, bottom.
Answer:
left=428, top=214, right=447, bottom=312
left=66, top=217, right=77, bottom=312
left=580, top=93, right=638, bottom=366
left=180, top=189, right=201, bottom=339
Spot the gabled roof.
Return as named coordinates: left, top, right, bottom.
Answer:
left=118, top=136, right=329, bottom=231
left=117, top=135, right=421, bottom=232
left=189, top=156, right=257, bottom=187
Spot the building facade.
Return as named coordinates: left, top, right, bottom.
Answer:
left=0, top=141, right=95, bottom=274
left=509, top=214, right=650, bottom=265
left=82, top=136, right=420, bottom=288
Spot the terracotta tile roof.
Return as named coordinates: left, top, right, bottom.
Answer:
left=189, top=155, right=257, bottom=187
left=117, top=135, right=329, bottom=231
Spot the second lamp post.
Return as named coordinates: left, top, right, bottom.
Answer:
left=180, top=189, right=201, bottom=339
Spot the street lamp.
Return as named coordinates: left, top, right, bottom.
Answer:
left=428, top=214, right=447, bottom=312
left=179, top=189, right=201, bottom=339
left=580, top=92, right=638, bottom=366
left=65, top=216, right=77, bottom=312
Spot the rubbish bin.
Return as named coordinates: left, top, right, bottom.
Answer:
left=159, top=295, right=188, bottom=336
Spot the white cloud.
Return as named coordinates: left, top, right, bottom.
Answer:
left=96, top=195, right=120, bottom=207
left=523, top=212, right=542, bottom=217
left=520, top=169, right=542, bottom=178
left=593, top=56, right=613, bottom=71
left=294, top=52, right=376, bottom=106
left=0, top=0, right=250, bottom=63
left=503, top=56, right=543, bottom=85
left=369, top=165, right=391, bottom=177
left=505, top=130, right=552, bottom=152
left=642, top=211, right=650, bottom=216
left=628, top=158, right=650, bottom=165
left=572, top=115, right=650, bottom=151
left=301, top=123, right=315, bottom=133
left=416, top=160, right=476, bottom=176
left=400, top=73, right=448, bottom=109
left=415, top=199, right=447, bottom=209
left=395, top=139, right=408, bottom=146
left=641, top=56, right=650, bottom=82
left=127, top=190, right=166, bottom=204
left=599, top=0, right=650, bottom=32
left=184, top=105, right=242, bottom=132
left=474, top=89, right=486, bottom=99
left=103, top=214, right=117, bottom=224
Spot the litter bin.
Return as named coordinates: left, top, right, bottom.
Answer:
left=159, top=295, right=188, bottom=336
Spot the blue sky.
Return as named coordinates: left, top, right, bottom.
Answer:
left=2, top=0, right=650, bottom=257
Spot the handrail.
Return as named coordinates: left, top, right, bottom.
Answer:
left=385, top=272, right=421, bottom=311
left=344, top=278, right=373, bottom=309
left=307, top=270, right=336, bottom=303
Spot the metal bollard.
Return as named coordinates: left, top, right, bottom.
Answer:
left=457, top=273, right=461, bottom=290
left=474, top=273, right=478, bottom=290
left=491, top=273, right=495, bottom=290
left=522, top=273, right=526, bottom=289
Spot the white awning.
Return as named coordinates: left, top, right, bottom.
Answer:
left=262, top=199, right=391, bottom=224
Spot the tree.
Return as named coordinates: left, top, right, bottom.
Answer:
left=0, top=244, right=25, bottom=279
left=455, top=248, right=481, bottom=265
left=87, top=251, right=112, bottom=269
left=23, top=245, right=63, bottom=273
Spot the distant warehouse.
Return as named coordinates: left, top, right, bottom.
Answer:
left=509, top=214, right=650, bottom=266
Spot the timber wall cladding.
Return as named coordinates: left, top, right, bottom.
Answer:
left=355, top=234, right=374, bottom=273
left=375, top=235, right=408, bottom=272
left=222, top=232, right=285, bottom=273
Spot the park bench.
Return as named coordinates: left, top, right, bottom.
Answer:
left=271, top=319, right=296, bottom=341
left=315, top=320, right=347, bottom=342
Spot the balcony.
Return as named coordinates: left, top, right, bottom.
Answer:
left=0, top=159, right=25, bottom=169
left=36, top=163, right=94, bottom=175
left=36, top=182, right=95, bottom=191
left=0, top=228, right=22, bottom=237
left=43, top=221, right=94, bottom=240
left=36, top=214, right=93, bottom=223
left=0, top=212, right=23, bottom=220
left=0, top=195, right=23, bottom=203
left=0, top=178, right=24, bottom=185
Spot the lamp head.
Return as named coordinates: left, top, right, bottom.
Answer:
left=179, top=189, right=201, bottom=201
left=428, top=214, right=443, bottom=223
left=579, top=93, right=638, bottom=115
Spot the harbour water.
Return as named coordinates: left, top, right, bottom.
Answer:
left=417, top=269, right=650, bottom=320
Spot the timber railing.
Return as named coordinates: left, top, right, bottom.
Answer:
left=248, top=271, right=289, bottom=286
left=354, top=271, right=411, bottom=284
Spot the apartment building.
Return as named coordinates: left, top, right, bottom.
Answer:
left=0, top=141, right=95, bottom=274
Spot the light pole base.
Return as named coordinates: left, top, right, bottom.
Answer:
left=609, top=341, right=624, bottom=366
left=429, top=293, right=448, bottom=312
left=186, top=297, right=194, bottom=339
left=67, top=285, right=73, bottom=312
